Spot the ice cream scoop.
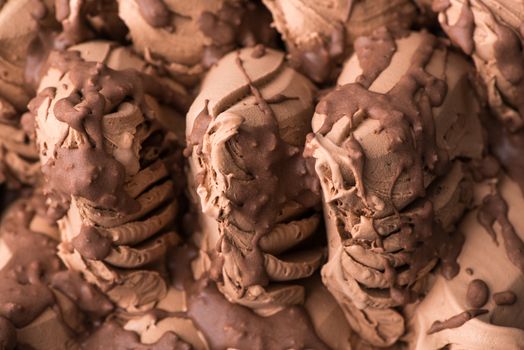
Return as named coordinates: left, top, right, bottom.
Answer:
left=186, top=46, right=323, bottom=315
left=262, top=0, right=417, bottom=83
left=305, top=29, right=485, bottom=347
left=30, top=40, right=189, bottom=311
left=117, top=0, right=276, bottom=86
left=434, top=0, right=524, bottom=132
left=0, top=191, right=113, bottom=350
left=407, top=173, right=524, bottom=349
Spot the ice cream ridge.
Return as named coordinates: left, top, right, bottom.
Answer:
left=186, top=46, right=324, bottom=314
left=30, top=40, right=189, bottom=312
left=305, top=28, right=486, bottom=347
left=0, top=0, right=126, bottom=188
left=432, top=0, right=524, bottom=208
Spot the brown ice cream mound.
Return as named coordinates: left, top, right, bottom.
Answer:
left=186, top=46, right=324, bottom=315
left=306, top=29, right=484, bottom=347
left=84, top=245, right=355, bottom=350
left=30, top=41, right=188, bottom=311
left=262, top=0, right=418, bottom=83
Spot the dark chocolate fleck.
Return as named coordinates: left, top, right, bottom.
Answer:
left=493, top=291, right=517, bottom=306
left=466, top=279, right=490, bottom=308
left=427, top=309, right=488, bottom=334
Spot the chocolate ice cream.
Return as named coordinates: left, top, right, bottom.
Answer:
left=0, top=104, right=40, bottom=188
left=262, top=0, right=417, bottom=82
left=0, top=0, right=521, bottom=348
left=407, top=173, right=524, bottom=349
left=0, top=191, right=112, bottom=350
left=305, top=29, right=484, bottom=346
left=0, top=0, right=54, bottom=110
left=83, top=245, right=355, bottom=350
left=30, top=40, right=188, bottom=311
left=0, top=0, right=54, bottom=188
left=434, top=0, right=524, bottom=132
left=186, top=46, right=323, bottom=315
left=117, top=0, right=276, bottom=85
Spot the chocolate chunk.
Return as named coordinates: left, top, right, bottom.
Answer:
left=466, top=279, right=490, bottom=308
left=493, top=291, right=517, bottom=306
left=427, top=309, right=488, bottom=334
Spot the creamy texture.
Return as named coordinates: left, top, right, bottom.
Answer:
left=262, top=0, right=417, bottom=82
left=407, top=174, right=524, bottom=349
left=0, top=192, right=112, bottom=350
left=117, top=0, right=276, bottom=85
left=113, top=246, right=354, bottom=350
left=81, top=244, right=356, bottom=350
left=31, top=40, right=188, bottom=312
left=488, top=116, right=524, bottom=196
left=1, top=0, right=522, bottom=348
left=186, top=47, right=324, bottom=315
left=306, top=30, right=484, bottom=347
left=435, top=0, right=524, bottom=132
